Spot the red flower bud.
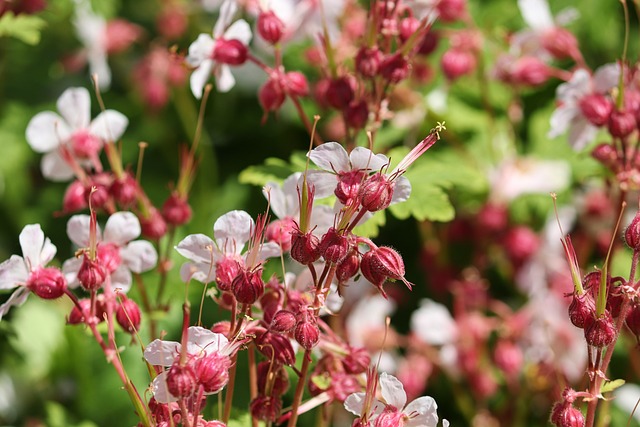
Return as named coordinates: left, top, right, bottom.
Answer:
left=319, top=228, right=351, bottom=264
left=140, top=208, right=168, bottom=239
left=295, top=319, right=320, bottom=350
left=493, top=340, right=523, bottom=378
left=257, top=10, right=284, bottom=44
left=116, top=297, right=142, bottom=333
left=110, top=173, right=139, bottom=208
left=63, top=180, right=88, bottom=213
left=232, top=268, right=265, bottom=304
left=162, top=193, right=192, bottom=226
left=437, top=0, right=467, bottom=22
left=215, top=256, right=242, bottom=291
left=250, top=395, right=282, bottom=422
left=584, top=311, right=616, bottom=347
left=591, top=143, right=618, bottom=169
left=355, top=47, right=383, bottom=78
left=67, top=298, right=92, bottom=325
left=361, top=246, right=411, bottom=296
left=542, top=27, right=579, bottom=60
left=27, top=267, right=66, bottom=299
left=379, top=53, right=410, bottom=84
left=77, top=253, right=108, bottom=291
left=256, top=330, right=296, bottom=365
left=97, top=242, right=122, bottom=274
left=290, top=231, right=321, bottom=264
left=326, top=76, right=355, bottom=110
left=156, top=5, right=188, bottom=40
left=579, top=94, right=613, bottom=127
left=195, top=352, right=231, bottom=393
left=213, top=39, right=248, bottom=65
left=259, top=77, right=286, bottom=112
left=417, top=31, right=439, bottom=56
left=568, top=292, right=595, bottom=329
left=510, top=56, right=551, bottom=87
left=345, top=100, right=369, bottom=129
left=550, top=402, right=585, bottom=427
left=441, top=49, right=476, bottom=80
left=359, top=172, right=394, bottom=212
left=502, top=226, right=539, bottom=265
left=336, top=250, right=360, bottom=284
left=285, top=71, right=309, bottom=97
left=626, top=303, right=640, bottom=340
left=166, top=362, right=197, bottom=399
left=477, top=202, right=508, bottom=233
left=343, top=346, right=370, bottom=374
left=270, top=310, right=297, bottom=333
left=608, top=109, right=636, bottom=138
left=105, top=19, right=141, bottom=55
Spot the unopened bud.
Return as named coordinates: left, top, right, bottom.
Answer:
left=568, top=292, right=595, bottom=329
left=510, top=57, right=551, bottom=86
left=266, top=217, right=296, bottom=251
left=345, top=100, right=369, bottom=130
left=97, top=242, right=122, bottom=273
left=626, top=303, right=640, bottom=340
left=257, top=361, right=289, bottom=396
left=259, top=77, right=285, bottom=112
left=336, top=250, right=360, bottom=284
left=213, top=39, right=248, bottom=65
left=361, top=246, right=410, bottom=296
left=116, top=297, right=142, bottom=333
left=140, top=208, right=168, bottom=239
left=110, top=174, right=139, bottom=208
left=295, top=319, right=320, bottom=350
left=162, top=193, right=192, bottom=226
left=166, top=362, right=197, bottom=398
left=63, top=180, right=88, bottom=213
left=579, top=94, right=613, bottom=127
left=437, top=0, right=467, bottom=22
left=232, top=268, right=265, bottom=304
left=441, top=49, right=476, bottom=80
left=542, top=27, right=579, bottom=60
left=256, top=330, right=296, bottom=365
left=608, top=109, right=636, bottom=138
left=591, top=143, right=618, bottom=169
left=355, top=47, right=383, bottom=78
left=398, top=17, right=420, bottom=43
left=319, top=228, right=350, bottom=264
left=257, top=10, right=284, bottom=44
left=250, top=395, right=282, bottom=422
left=343, top=346, right=370, bottom=374
left=27, top=267, right=67, bottom=299
left=285, top=71, right=309, bottom=97
left=326, top=77, right=355, bottom=110
left=417, top=31, right=439, bottom=56
left=550, top=402, right=584, bottom=427
left=67, top=298, right=93, bottom=325
left=584, top=311, right=616, bottom=347
left=379, top=53, right=410, bottom=84
left=270, top=310, right=297, bottom=333
left=359, top=172, right=394, bottom=212
left=77, top=253, right=108, bottom=291
left=290, top=231, right=321, bottom=264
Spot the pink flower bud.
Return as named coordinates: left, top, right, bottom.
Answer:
left=550, top=401, right=585, bottom=427
left=319, top=228, right=350, bottom=264
left=259, top=78, right=286, bottom=112
left=156, top=5, right=188, bottom=40
left=584, top=311, right=616, bottom=347
left=345, top=100, right=369, bottom=129
left=510, top=57, right=551, bottom=86
left=361, top=246, right=411, bottom=296
left=441, top=49, right=476, bottom=80
left=477, top=202, right=508, bottom=233
left=257, top=361, right=289, bottom=396
left=266, top=217, right=296, bottom=251
left=257, top=10, right=284, bottom=44
left=437, top=0, right=467, bottom=22
left=232, top=268, right=264, bottom=304
left=342, top=346, right=370, bottom=374
left=379, top=53, right=410, bottom=84
left=67, top=298, right=101, bottom=325
left=285, top=71, right=309, bottom=97
left=399, top=17, right=420, bottom=43
left=256, top=330, right=296, bottom=365
left=295, top=319, right=320, bottom=350
left=326, top=76, right=355, bottom=110
left=335, top=170, right=366, bottom=204
left=116, top=297, right=141, bottom=333
left=87, top=177, right=111, bottom=210
left=27, top=267, right=66, bottom=299
left=493, top=340, right=523, bottom=378
left=608, top=109, right=636, bottom=138
left=270, top=310, right=297, bottom=333
left=97, top=242, right=122, bottom=274
left=591, top=143, right=618, bottom=169
left=77, top=253, right=108, bottom=291
left=140, top=208, right=168, bottom=239
left=417, top=31, right=439, bottom=56
left=63, top=180, right=89, bottom=213
left=359, top=172, right=394, bottom=212
left=195, top=352, right=231, bottom=393
left=355, top=47, right=383, bottom=78
left=579, top=94, right=613, bottom=126
left=105, top=19, right=141, bottom=54
left=213, top=39, right=248, bottom=65
left=290, top=231, right=321, bottom=264
left=166, top=362, right=197, bottom=399
left=502, top=226, right=539, bottom=265
left=162, top=193, right=192, bottom=226
left=336, top=250, right=360, bottom=284
left=110, top=174, right=139, bottom=208
left=541, top=27, right=579, bottom=60
left=250, top=395, right=282, bottom=422
left=215, top=257, right=242, bottom=291
left=568, top=292, right=595, bottom=329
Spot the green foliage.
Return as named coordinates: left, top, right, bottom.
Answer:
left=0, top=12, right=46, bottom=45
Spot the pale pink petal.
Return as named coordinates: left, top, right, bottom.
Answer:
left=0, top=287, right=30, bottom=321
left=104, top=212, right=140, bottom=246
left=19, top=224, right=46, bottom=271
left=593, top=63, right=620, bottom=93
left=26, top=112, right=70, bottom=153
left=40, top=238, right=57, bottom=266
left=41, top=150, right=75, bottom=182
left=343, top=392, right=366, bottom=416
left=66, top=214, right=97, bottom=248
left=144, top=339, right=180, bottom=366
left=110, top=265, right=132, bottom=292
left=349, top=147, right=389, bottom=171
left=151, top=371, right=177, bottom=403
left=176, top=234, right=216, bottom=264
left=187, top=326, right=229, bottom=355
left=213, top=210, right=254, bottom=255
left=305, top=170, right=338, bottom=199
left=62, top=257, right=82, bottom=288
left=190, top=59, right=214, bottom=99
left=87, top=47, right=111, bottom=90
left=309, top=142, right=350, bottom=172
left=556, top=69, right=590, bottom=103
left=443, top=420, right=450, bottom=427
left=379, top=372, right=407, bottom=409
left=214, top=0, right=238, bottom=38
left=187, top=34, right=215, bottom=68
left=264, top=181, right=288, bottom=219
left=548, top=104, right=575, bottom=139
left=223, top=19, right=252, bottom=45
left=404, top=396, right=438, bottom=427
left=390, top=176, right=411, bottom=205
left=121, top=241, right=157, bottom=273
left=518, top=0, right=553, bottom=30
left=257, top=242, right=282, bottom=261
left=57, top=87, right=91, bottom=130
left=89, top=110, right=128, bottom=143
left=264, top=172, right=301, bottom=219
left=410, top=299, right=457, bottom=346
left=568, top=116, right=597, bottom=151
left=0, top=256, right=28, bottom=290
left=215, top=64, right=235, bottom=92
left=179, top=261, right=216, bottom=283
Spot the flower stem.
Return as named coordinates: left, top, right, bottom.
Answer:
left=287, top=348, right=313, bottom=427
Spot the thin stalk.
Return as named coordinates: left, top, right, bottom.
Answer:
left=223, top=353, right=239, bottom=423
left=248, top=345, right=258, bottom=427
left=287, top=348, right=313, bottom=427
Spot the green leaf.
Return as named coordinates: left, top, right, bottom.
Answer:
left=0, top=11, right=46, bottom=45
left=601, top=379, right=626, bottom=394
left=238, top=152, right=307, bottom=187
left=389, top=185, right=455, bottom=222
left=353, top=210, right=386, bottom=238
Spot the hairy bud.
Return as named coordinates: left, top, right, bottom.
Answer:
left=270, top=310, right=297, bottom=333
left=584, top=311, right=616, bottom=348
left=232, top=268, right=265, bottom=304
left=295, top=319, right=320, bottom=350
left=290, top=231, right=321, bottom=264
left=195, top=352, right=232, bottom=393
left=359, top=173, right=394, bottom=212
left=166, top=362, right=197, bottom=399
left=355, top=47, right=383, bottom=78
left=257, top=10, right=284, bottom=44
left=27, top=267, right=67, bottom=299
left=77, top=253, right=108, bottom=291
left=116, top=297, right=142, bottom=333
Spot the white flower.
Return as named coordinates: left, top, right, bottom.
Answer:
left=344, top=372, right=440, bottom=427
left=25, top=87, right=128, bottom=181
left=144, top=326, right=231, bottom=403
left=62, top=212, right=157, bottom=292
left=548, top=64, right=620, bottom=150
left=513, top=0, right=578, bottom=58
left=410, top=299, right=458, bottom=346
left=187, top=0, right=252, bottom=97
left=488, top=156, right=571, bottom=202
left=175, top=210, right=281, bottom=284
left=0, top=225, right=57, bottom=320
left=271, top=0, right=346, bottom=44
left=74, top=0, right=111, bottom=89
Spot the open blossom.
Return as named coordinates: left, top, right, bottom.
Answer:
left=344, top=372, right=442, bottom=427
left=410, top=299, right=458, bottom=346
left=0, top=224, right=63, bottom=320
left=62, top=212, right=157, bottom=292
left=144, top=326, right=233, bottom=403
left=25, top=87, right=128, bottom=181
left=187, top=0, right=252, bottom=97
left=175, top=210, right=281, bottom=284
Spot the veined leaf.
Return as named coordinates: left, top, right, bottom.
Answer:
left=0, top=12, right=46, bottom=45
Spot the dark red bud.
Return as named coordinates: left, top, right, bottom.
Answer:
left=568, top=292, right=595, bottom=329
left=166, top=362, right=197, bottom=398
left=63, top=180, right=88, bottom=213
left=27, top=267, right=67, bottom=299
left=250, top=395, right=282, bottom=422
left=212, top=39, right=248, bottom=65
left=77, top=254, right=108, bottom=291
left=550, top=402, right=585, bottom=427
left=584, top=311, right=616, bottom=347
left=270, top=310, right=297, bottom=333
left=379, top=53, right=410, bottom=84
left=294, top=320, right=320, bottom=350
left=355, top=47, right=383, bottom=78
left=290, top=231, right=321, bottom=264
left=417, top=31, right=439, bottom=56
left=256, top=330, right=296, bottom=365
left=140, top=208, right=168, bottom=239
left=345, top=100, right=369, bottom=129
left=285, top=71, right=309, bottom=97
left=336, top=250, right=360, bottom=284
left=232, top=268, right=265, bottom=304
left=257, top=10, right=284, bottom=44
left=110, top=174, right=139, bottom=208
left=116, top=297, right=142, bottom=333
left=67, top=298, right=93, bottom=325
left=441, top=49, right=476, bottom=80
left=591, top=143, right=618, bottom=169
left=626, top=303, right=640, bottom=339
left=259, top=78, right=286, bottom=112
left=608, top=109, right=636, bottom=138
left=437, top=0, right=467, bottom=22
left=398, top=17, right=420, bottom=43
left=510, top=57, right=551, bottom=86
left=326, top=77, right=355, bottom=110
left=162, top=193, right=192, bottom=226
left=359, top=172, right=394, bottom=212
left=319, top=228, right=350, bottom=264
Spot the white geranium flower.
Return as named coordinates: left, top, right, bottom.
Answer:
left=410, top=299, right=458, bottom=346
left=25, top=87, right=128, bottom=181
left=175, top=210, right=281, bottom=284
left=344, top=372, right=440, bottom=427
left=62, top=212, right=157, bottom=292
left=187, top=0, right=252, bottom=97
left=0, top=225, right=58, bottom=320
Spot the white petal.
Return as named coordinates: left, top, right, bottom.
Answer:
left=379, top=372, right=407, bottom=409
left=568, top=117, right=597, bottom=151
left=121, top=241, right=158, bottom=273
left=190, top=59, right=214, bottom=99
left=264, top=181, right=288, bottom=219
left=410, top=299, right=458, bottom=346
left=443, top=420, right=450, bottom=427
left=305, top=170, right=338, bottom=199
left=215, top=65, right=235, bottom=93
left=555, top=7, right=579, bottom=26
left=257, top=242, right=282, bottom=261
left=175, top=234, right=217, bottom=264
left=90, top=110, right=128, bottom=143
left=62, top=257, right=82, bottom=288
left=19, top=224, right=46, bottom=271
left=556, top=69, right=590, bottom=103
left=0, top=256, right=28, bottom=290
left=309, top=142, right=350, bottom=172
left=404, top=396, right=438, bottom=427
left=0, top=287, right=30, bottom=321
left=593, top=63, right=621, bottom=93
left=343, top=392, right=366, bottom=416
left=518, top=0, right=553, bottom=30
left=41, top=150, right=75, bottom=182
left=187, top=326, right=229, bottom=355
left=104, top=212, right=141, bottom=245
left=223, top=19, right=252, bottom=45
left=179, top=261, right=216, bottom=283
left=110, top=266, right=132, bottom=292
left=26, top=112, right=70, bottom=153
left=151, top=371, right=178, bottom=403
left=187, top=34, right=215, bottom=68
left=390, top=176, right=411, bottom=205
left=548, top=105, right=575, bottom=139
left=214, top=0, right=238, bottom=38
left=144, top=339, right=180, bottom=366
left=213, top=210, right=254, bottom=255
left=349, top=147, right=389, bottom=171
left=57, top=87, right=91, bottom=131
left=88, top=49, right=111, bottom=90
left=66, top=214, right=96, bottom=248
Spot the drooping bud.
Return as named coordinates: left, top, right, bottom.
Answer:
left=502, top=226, right=539, bottom=265
left=417, top=31, right=439, bottom=56
left=156, top=4, right=188, bottom=39
left=110, top=173, right=139, bottom=208
left=256, top=330, right=296, bottom=365
left=232, top=267, right=265, bottom=304
left=568, top=292, right=595, bottom=329
left=579, top=94, right=613, bottom=126
left=542, top=27, right=579, bottom=60
left=270, top=310, right=297, bottom=333
left=140, top=208, right=168, bottom=239
left=361, top=246, right=411, bottom=296
left=213, top=39, right=248, bottom=65
left=510, top=57, right=551, bottom=87
left=477, top=202, right=508, bottom=233
left=77, top=253, right=108, bottom=291
left=326, top=76, right=355, bottom=110
left=290, top=231, right=321, bottom=264
left=259, top=77, right=286, bottom=112
left=359, top=172, right=394, bottom=212
left=441, top=49, right=476, bottom=80
left=285, top=71, right=309, bottom=97
left=67, top=298, right=94, bottom=325
left=625, top=303, right=640, bottom=340
left=493, top=340, right=523, bottom=378
left=345, top=100, right=369, bottom=130
left=336, top=250, right=360, bottom=284
left=116, top=297, right=142, bottom=333
left=162, top=193, right=192, bottom=226
left=166, top=361, right=197, bottom=399
left=379, top=53, right=410, bottom=84
left=550, top=394, right=585, bottom=427
left=250, top=395, right=282, bottom=422
left=27, top=267, right=67, bottom=299
left=195, top=352, right=232, bottom=393
left=319, top=228, right=350, bottom=264
left=257, top=10, right=284, bottom=44
left=437, top=0, right=467, bottom=22
left=591, top=143, right=618, bottom=170
left=294, top=319, right=320, bottom=350
left=584, top=311, right=616, bottom=347
left=608, top=109, right=637, bottom=138
left=63, top=180, right=89, bottom=213
left=105, top=19, right=141, bottom=54
left=399, top=17, right=420, bottom=43
left=355, top=47, right=383, bottom=78
left=342, top=346, right=370, bottom=374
